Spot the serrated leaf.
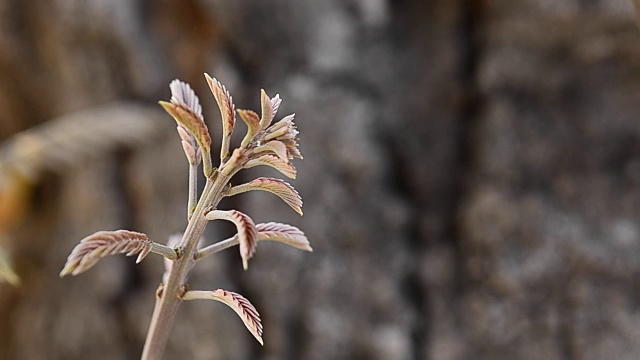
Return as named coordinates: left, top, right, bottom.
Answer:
left=257, top=222, right=311, bottom=251
left=281, top=138, right=302, bottom=159
left=60, top=230, right=151, bottom=277
left=226, top=177, right=303, bottom=216
left=205, top=73, right=235, bottom=162
left=162, top=80, right=212, bottom=152
left=260, top=90, right=281, bottom=130
left=170, top=79, right=203, bottom=120
left=254, top=140, right=289, bottom=163
left=161, top=81, right=213, bottom=175
left=263, top=113, right=301, bottom=159
left=237, top=109, right=261, bottom=148
left=175, top=106, right=212, bottom=151
left=205, top=209, right=258, bottom=270
left=245, top=154, right=297, bottom=179
left=183, top=289, right=263, bottom=345
left=195, top=221, right=311, bottom=260
left=264, top=114, right=296, bottom=141
left=270, top=96, right=282, bottom=118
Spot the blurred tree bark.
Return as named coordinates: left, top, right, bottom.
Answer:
left=1, top=1, right=640, bottom=360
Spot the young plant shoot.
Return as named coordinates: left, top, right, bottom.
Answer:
left=60, top=74, right=310, bottom=360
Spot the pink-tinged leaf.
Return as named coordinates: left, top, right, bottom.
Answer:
left=245, top=154, right=297, bottom=179
left=162, top=81, right=212, bottom=152
left=183, top=289, right=263, bottom=345
left=205, top=73, right=235, bottom=161
left=263, top=125, right=289, bottom=142
left=136, top=245, right=152, bottom=264
left=161, top=81, right=213, bottom=175
left=175, top=105, right=212, bottom=150
left=205, top=74, right=235, bottom=133
left=251, top=178, right=302, bottom=215
left=205, top=210, right=258, bottom=270
left=254, top=140, right=289, bottom=163
left=176, top=126, right=192, bottom=143
left=260, top=90, right=272, bottom=130
left=226, top=177, right=303, bottom=216
left=266, top=113, right=293, bottom=132
left=257, top=222, right=312, bottom=251
left=214, top=290, right=263, bottom=345
left=170, top=80, right=203, bottom=121
left=281, top=138, right=302, bottom=159
left=176, top=125, right=202, bottom=165
left=161, top=102, right=213, bottom=174
left=260, top=90, right=281, bottom=130
left=270, top=96, right=282, bottom=118
left=60, top=230, right=151, bottom=277
left=237, top=109, right=261, bottom=147
left=264, top=114, right=296, bottom=141
left=181, top=140, right=197, bottom=163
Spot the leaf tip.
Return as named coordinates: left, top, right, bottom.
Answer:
left=159, top=101, right=180, bottom=121
left=59, top=264, right=73, bottom=278
left=158, top=100, right=173, bottom=109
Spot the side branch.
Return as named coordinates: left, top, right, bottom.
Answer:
left=194, top=235, right=239, bottom=260
left=195, top=222, right=312, bottom=261
left=149, top=242, right=180, bottom=260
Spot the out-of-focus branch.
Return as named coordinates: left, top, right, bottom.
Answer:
left=632, top=0, right=640, bottom=31
left=0, top=102, right=165, bottom=285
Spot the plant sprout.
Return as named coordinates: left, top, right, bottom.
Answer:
left=60, top=74, right=310, bottom=359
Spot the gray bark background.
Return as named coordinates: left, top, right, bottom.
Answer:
left=0, top=1, right=639, bottom=359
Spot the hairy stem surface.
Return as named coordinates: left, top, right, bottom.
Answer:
left=187, top=163, right=198, bottom=219
left=195, top=235, right=239, bottom=260
left=141, top=168, right=233, bottom=360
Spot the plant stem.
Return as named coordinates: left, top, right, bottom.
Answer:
left=148, top=243, right=179, bottom=260
left=187, top=163, right=198, bottom=219
left=195, top=235, right=239, bottom=261
left=141, top=170, right=231, bottom=360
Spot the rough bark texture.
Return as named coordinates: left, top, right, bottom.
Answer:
left=1, top=1, right=640, bottom=359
